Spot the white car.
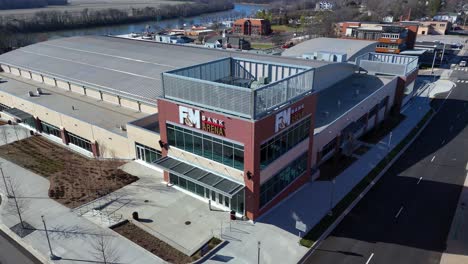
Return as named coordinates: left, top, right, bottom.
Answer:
left=460, top=60, right=467, bottom=67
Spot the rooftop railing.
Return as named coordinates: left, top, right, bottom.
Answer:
left=162, top=57, right=315, bottom=119
left=356, top=52, right=418, bottom=76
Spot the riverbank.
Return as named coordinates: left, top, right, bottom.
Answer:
left=0, top=0, right=234, bottom=33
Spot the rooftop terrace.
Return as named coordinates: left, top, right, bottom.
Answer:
left=0, top=74, right=146, bottom=136
left=163, top=57, right=315, bottom=119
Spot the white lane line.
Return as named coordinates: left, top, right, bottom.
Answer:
left=366, top=253, right=375, bottom=264
left=442, top=139, right=446, bottom=145
left=395, top=206, right=404, bottom=218
left=417, top=177, right=423, bottom=185
left=431, top=156, right=436, bottom=162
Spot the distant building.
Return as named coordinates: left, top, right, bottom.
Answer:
left=336, top=21, right=419, bottom=54
left=205, top=36, right=251, bottom=50
left=417, top=21, right=451, bottom=35
left=282, top=37, right=377, bottom=62
left=233, top=18, right=271, bottom=36
left=433, top=12, right=458, bottom=23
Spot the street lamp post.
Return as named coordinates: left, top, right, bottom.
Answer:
left=41, top=215, right=60, bottom=260
left=431, top=45, right=438, bottom=82
left=328, top=178, right=336, bottom=216
left=257, top=241, right=261, bottom=264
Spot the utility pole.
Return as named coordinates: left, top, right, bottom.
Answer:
left=41, top=215, right=60, bottom=260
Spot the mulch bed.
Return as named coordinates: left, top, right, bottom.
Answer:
left=112, top=221, right=222, bottom=264
left=0, top=136, right=138, bottom=208
left=113, top=221, right=193, bottom=264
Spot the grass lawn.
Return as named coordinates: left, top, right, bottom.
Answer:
left=250, top=42, right=275, bottom=50
left=271, top=24, right=303, bottom=33
left=300, top=110, right=433, bottom=248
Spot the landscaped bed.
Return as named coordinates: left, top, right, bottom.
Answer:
left=112, top=221, right=222, bottom=264
left=0, top=136, right=138, bottom=208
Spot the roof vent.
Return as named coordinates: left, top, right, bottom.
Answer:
left=36, top=88, right=44, bottom=95
left=120, top=125, right=127, bottom=131
left=28, top=91, right=35, bottom=97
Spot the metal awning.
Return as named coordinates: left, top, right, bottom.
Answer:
left=154, top=157, right=244, bottom=198
left=3, top=108, right=33, bottom=121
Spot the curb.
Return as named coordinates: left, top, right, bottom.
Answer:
left=0, top=193, right=51, bottom=264
left=298, top=109, right=435, bottom=264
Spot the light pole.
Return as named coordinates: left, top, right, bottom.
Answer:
left=431, top=45, right=437, bottom=82
left=440, top=42, right=446, bottom=65
left=41, top=215, right=60, bottom=260
left=328, top=178, right=336, bottom=216
left=257, top=241, right=261, bottom=264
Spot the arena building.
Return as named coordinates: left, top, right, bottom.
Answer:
left=0, top=36, right=418, bottom=220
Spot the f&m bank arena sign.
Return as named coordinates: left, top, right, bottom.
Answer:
left=179, top=106, right=226, bottom=137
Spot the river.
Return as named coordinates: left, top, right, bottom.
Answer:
left=32, top=4, right=265, bottom=41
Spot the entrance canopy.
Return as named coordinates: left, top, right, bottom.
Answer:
left=3, top=108, right=33, bottom=121
left=154, top=157, right=244, bottom=198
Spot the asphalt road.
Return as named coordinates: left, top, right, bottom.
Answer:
left=0, top=229, right=41, bottom=264
left=303, top=62, right=468, bottom=262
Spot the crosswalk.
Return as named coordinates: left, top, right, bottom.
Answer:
left=454, top=67, right=468, bottom=72
left=456, top=80, right=468, bottom=83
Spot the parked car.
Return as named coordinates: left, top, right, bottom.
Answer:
left=460, top=60, right=467, bottom=67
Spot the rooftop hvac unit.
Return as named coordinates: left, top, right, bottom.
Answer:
left=119, top=125, right=127, bottom=131
left=257, top=76, right=270, bottom=85
left=28, top=91, right=35, bottom=97
left=36, top=88, right=43, bottom=95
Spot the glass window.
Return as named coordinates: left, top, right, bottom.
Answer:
left=187, top=181, right=196, bottom=193
left=68, top=133, right=92, bottom=152
left=260, top=118, right=310, bottom=169
left=259, top=152, right=308, bottom=208
left=135, top=143, right=161, bottom=164
left=195, top=184, right=204, bottom=197
left=179, top=177, right=187, bottom=189
left=167, top=123, right=244, bottom=170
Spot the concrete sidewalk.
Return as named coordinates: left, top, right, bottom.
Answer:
left=204, top=95, right=432, bottom=263
left=0, top=126, right=165, bottom=264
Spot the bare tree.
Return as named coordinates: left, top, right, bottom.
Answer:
left=91, top=232, right=119, bottom=264
left=6, top=177, right=28, bottom=229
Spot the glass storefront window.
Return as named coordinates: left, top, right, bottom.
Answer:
left=166, top=123, right=244, bottom=170
left=260, top=117, right=310, bottom=169
left=135, top=143, right=162, bottom=164
left=68, top=132, right=92, bottom=152
left=259, top=152, right=308, bottom=208
left=169, top=173, right=245, bottom=215
left=41, top=122, right=61, bottom=138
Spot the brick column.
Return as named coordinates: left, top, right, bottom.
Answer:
left=60, top=128, right=69, bottom=145
left=91, top=141, right=100, bottom=158
left=34, top=117, right=42, bottom=133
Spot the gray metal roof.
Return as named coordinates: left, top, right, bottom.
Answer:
left=282, top=37, right=378, bottom=61
left=0, top=36, right=329, bottom=105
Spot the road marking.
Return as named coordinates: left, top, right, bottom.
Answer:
left=366, top=253, right=375, bottom=264
left=417, top=177, right=423, bottom=185
left=442, top=139, right=446, bottom=145
left=431, top=156, right=436, bottom=162
left=395, top=206, right=404, bottom=218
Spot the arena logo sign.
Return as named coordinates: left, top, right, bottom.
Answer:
left=275, top=104, right=305, bottom=132
left=179, top=106, right=226, bottom=136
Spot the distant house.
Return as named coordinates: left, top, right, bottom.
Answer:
left=233, top=18, right=271, bottom=36
left=417, top=21, right=452, bottom=35
left=204, top=35, right=251, bottom=50
left=433, top=12, right=458, bottom=24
